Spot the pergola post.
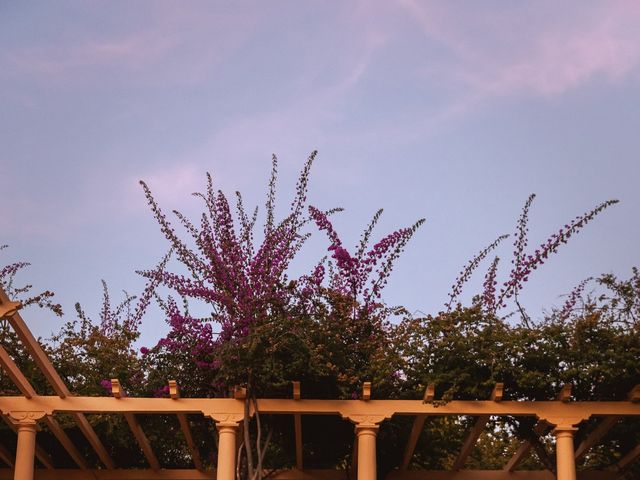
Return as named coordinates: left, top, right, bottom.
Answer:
left=216, top=422, right=238, bottom=480
left=355, top=424, right=378, bottom=480
left=15, top=421, right=37, bottom=480
left=10, top=412, right=47, bottom=480
left=554, top=426, right=578, bottom=480
left=209, top=412, right=243, bottom=480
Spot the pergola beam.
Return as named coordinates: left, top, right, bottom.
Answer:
left=452, top=384, right=503, bottom=470
left=42, top=416, right=88, bottom=469
left=0, top=468, right=621, bottom=480
left=503, top=421, right=549, bottom=472
left=170, top=380, right=203, bottom=471
left=0, top=345, right=36, bottom=398
left=0, top=288, right=69, bottom=397
left=2, top=395, right=640, bottom=417
left=617, top=443, right=640, bottom=472
left=0, top=287, right=115, bottom=469
left=503, top=385, right=577, bottom=472
left=123, top=413, right=161, bottom=470
left=401, top=384, right=434, bottom=470
left=0, top=444, right=14, bottom=468
left=34, top=445, right=55, bottom=470
left=574, top=416, right=619, bottom=460
left=573, top=385, right=638, bottom=461
left=112, top=380, right=161, bottom=471
left=0, top=344, right=88, bottom=468
left=452, top=414, right=490, bottom=470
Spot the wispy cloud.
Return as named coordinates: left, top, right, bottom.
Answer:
left=2, top=5, right=261, bottom=86
left=400, top=0, right=640, bottom=97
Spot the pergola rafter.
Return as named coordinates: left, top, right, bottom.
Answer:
left=0, top=287, right=115, bottom=470
left=169, top=381, right=204, bottom=472
left=0, top=345, right=87, bottom=469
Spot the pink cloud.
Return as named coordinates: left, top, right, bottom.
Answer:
left=399, top=0, right=640, bottom=96
left=123, top=163, right=206, bottom=216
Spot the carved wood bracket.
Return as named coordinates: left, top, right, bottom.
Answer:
left=538, top=415, right=589, bottom=432
left=206, top=412, right=245, bottom=427
left=343, top=414, right=389, bottom=427
left=5, top=410, right=50, bottom=425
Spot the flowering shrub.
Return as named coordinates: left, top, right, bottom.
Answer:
left=134, top=153, right=424, bottom=476
left=1, top=155, right=637, bottom=476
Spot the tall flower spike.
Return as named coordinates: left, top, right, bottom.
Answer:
left=558, top=277, right=592, bottom=322
left=482, top=256, right=500, bottom=312
left=446, top=234, right=509, bottom=312
left=497, top=199, right=619, bottom=308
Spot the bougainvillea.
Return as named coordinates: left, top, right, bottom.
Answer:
left=139, top=154, right=315, bottom=343
left=3, top=155, right=637, bottom=476
left=0, top=244, right=62, bottom=316
left=133, top=153, right=428, bottom=477
left=445, top=195, right=619, bottom=320
left=308, top=206, right=424, bottom=306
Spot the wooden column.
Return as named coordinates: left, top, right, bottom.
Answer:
left=554, top=426, right=578, bottom=480
left=356, top=424, right=378, bottom=480
left=9, top=412, right=47, bottom=480
left=15, top=421, right=36, bottom=480
left=209, top=412, right=243, bottom=480
left=216, top=421, right=238, bottom=480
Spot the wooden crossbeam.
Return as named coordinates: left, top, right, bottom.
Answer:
left=293, top=381, right=303, bottom=470
left=111, top=379, right=161, bottom=471
left=574, top=416, right=619, bottom=460
left=0, top=289, right=68, bottom=397
left=34, top=445, right=55, bottom=470
left=452, top=415, right=490, bottom=470
left=452, top=384, right=503, bottom=470
left=401, top=384, right=435, bottom=470
left=169, top=380, right=203, bottom=471
left=503, top=421, right=549, bottom=472
left=617, top=443, right=640, bottom=472
left=43, top=416, right=89, bottom=469
left=2, top=396, right=640, bottom=417
left=124, top=413, right=161, bottom=471
left=0, top=444, right=13, bottom=468
left=572, top=386, right=636, bottom=461
left=503, top=383, right=574, bottom=472
left=0, top=344, right=87, bottom=468
left=0, top=469, right=622, bottom=480
left=176, top=415, right=203, bottom=471
left=0, top=345, right=35, bottom=398
left=0, top=287, right=115, bottom=469
left=71, top=413, right=115, bottom=469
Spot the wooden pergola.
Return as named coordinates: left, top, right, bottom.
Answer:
left=1, top=288, right=639, bottom=480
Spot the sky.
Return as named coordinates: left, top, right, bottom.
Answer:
left=1, top=1, right=639, bottom=347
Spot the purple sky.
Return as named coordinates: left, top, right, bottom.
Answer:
left=2, top=1, right=639, bottom=346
